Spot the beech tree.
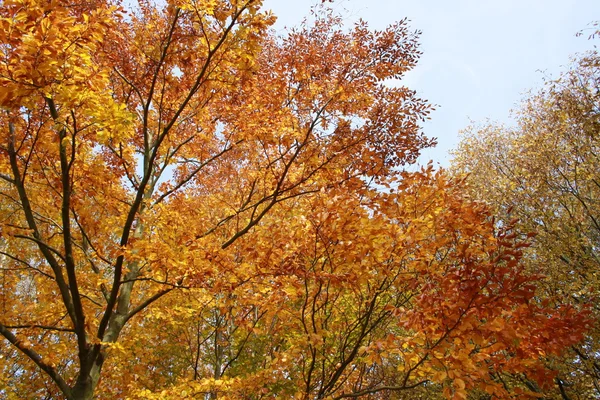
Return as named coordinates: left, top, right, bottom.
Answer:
left=0, top=1, right=588, bottom=399
left=452, top=48, right=599, bottom=398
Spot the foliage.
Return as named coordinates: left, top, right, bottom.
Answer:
left=0, top=0, right=588, bottom=399
left=452, top=48, right=600, bottom=399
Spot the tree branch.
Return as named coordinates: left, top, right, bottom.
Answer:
left=332, top=380, right=429, bottom=399
left=0, top=323, right=72, bottom=398
left=6, top=118, right=77, bottom=327
left=123, top=288, right=174, bottom=324
left=4, top=324, right=75, bottom=333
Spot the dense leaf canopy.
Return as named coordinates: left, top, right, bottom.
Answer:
left=452, top=47, right=600, bottom=399
left=0, top=1, right=589, bottom=399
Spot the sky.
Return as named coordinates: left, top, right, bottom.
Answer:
left=262, top=0, right=600, bottom=166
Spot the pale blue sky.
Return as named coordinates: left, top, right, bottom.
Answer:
left=262, top=0, right=600, bottom=166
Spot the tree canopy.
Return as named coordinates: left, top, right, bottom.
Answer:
left=452, top=44, right=599, bottom=399
left=0, top=1, right=589, bottom=399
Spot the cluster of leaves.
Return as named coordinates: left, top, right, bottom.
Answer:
left=452, top=45, right=600, bottom=399
left=0, top=0, right=589, bottom=399
left=112, top=168, right=584, bottom=400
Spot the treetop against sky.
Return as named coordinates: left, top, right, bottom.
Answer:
left=265, top=0, right=600, bottom=164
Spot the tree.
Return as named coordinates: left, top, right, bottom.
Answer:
left=452, top=47, right=600, bottom=399
left=0, top=1, right=587, bottom=399
left=114, top=168, right=585, bottom=400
